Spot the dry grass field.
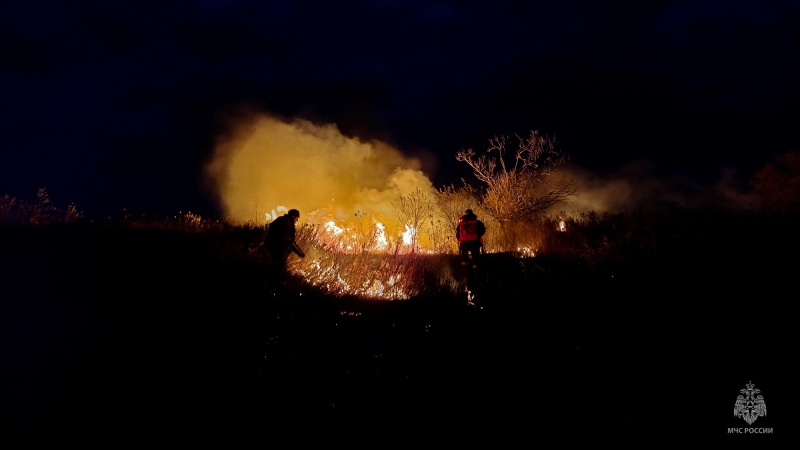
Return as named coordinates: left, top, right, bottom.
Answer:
left=2, top=208, right=796, bottom=445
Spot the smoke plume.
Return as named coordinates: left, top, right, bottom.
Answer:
left=204, top=112, right=759, bottom=229
left=204, top=112, right=437, bottom=231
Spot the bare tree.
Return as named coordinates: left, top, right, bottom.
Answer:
left=457, top=130, right=575, bottom=220
left=456, top=130, right=576, bottom=250
left=250, top=197, right=271, bottom=226
left=436, top=182, right=479, bottom=230
left=391, top=187, right=434, bottom=252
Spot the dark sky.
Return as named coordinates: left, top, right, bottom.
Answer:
left=2, top=0, right=799, bottom=218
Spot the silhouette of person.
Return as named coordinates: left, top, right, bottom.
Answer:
left=264, top=208, right=305, bottom=295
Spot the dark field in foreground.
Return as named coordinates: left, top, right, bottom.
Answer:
left=1, top=223, right=796, bottom=445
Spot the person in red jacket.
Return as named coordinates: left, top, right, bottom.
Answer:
left=456, top=208, right=486, bottom=269
left=457, top=208, right=486, bottom=306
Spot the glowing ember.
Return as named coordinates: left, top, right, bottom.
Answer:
left=517, top=246, right=536, bottom=257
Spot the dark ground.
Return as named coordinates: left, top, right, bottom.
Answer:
left=1, top=224, right=796, bottom=445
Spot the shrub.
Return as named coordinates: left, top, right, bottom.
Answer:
left=0, top=188, right=83, bottom=225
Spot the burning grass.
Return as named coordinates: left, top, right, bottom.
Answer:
left=6, top=187, right=799, bottom=303
left=289, top=220, right=462, bottom=300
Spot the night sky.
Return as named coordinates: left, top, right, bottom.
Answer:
left=2, top=0, right=799, bottom=218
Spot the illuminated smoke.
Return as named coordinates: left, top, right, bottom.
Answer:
left=203, top=112, right=437, bottom=236
left=203, top=111, right=757, bottom=229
